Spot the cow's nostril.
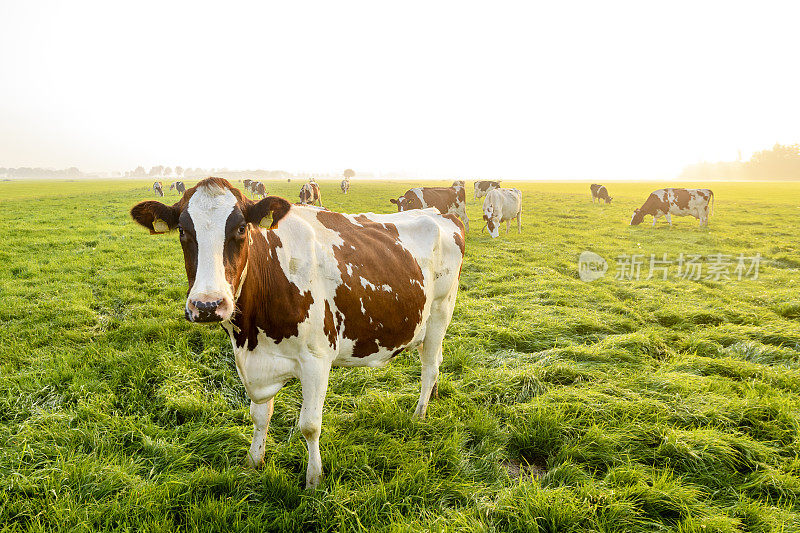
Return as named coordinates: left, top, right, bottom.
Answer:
left=191, top=299, right=222, bottom=310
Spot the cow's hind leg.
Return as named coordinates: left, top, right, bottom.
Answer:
left=414, top=297, right=455, bottom=419
left=517, top=212, right=522, bottom=233
left=299, top=360, right=331, bottom=489
left=247, top=398, right=274, bottom=468
left=414, top=338, right=443, bottom=419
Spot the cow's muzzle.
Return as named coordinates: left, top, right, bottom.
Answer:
left=185, top=297, right=231, bottom=322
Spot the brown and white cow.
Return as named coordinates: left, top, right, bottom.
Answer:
left=630, top=188, right=714, bottom=227
left=482, top=188, right=522, bottom=238
left=590, top=183, right=612, bottom=204
left=299, top=182, right=322, bottom=206
left=130, top=177, right=465, bottom=488
left=243, top=179, right=252, bottom=193
left=474, top=180, right=500, bottom=199
left=169, top=181, right=186, bottom=195
left=390, top=183, right=469, bottom=233
left=251, top=181, right=266, bottom=199
left=153, top=181, right=164, bottom=197
left=340, top=179, right=350, bottom=194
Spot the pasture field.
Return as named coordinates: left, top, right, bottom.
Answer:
left=1, top=178, right=800, bottom=532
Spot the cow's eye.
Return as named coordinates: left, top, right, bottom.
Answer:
left=178, top=226, right=185, bottom=238
left=237, top=224, right=247, bottom=235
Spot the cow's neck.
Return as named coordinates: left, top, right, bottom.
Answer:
left=229, top=227, right=314, bottom=351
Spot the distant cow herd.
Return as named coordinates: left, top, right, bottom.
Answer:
left=150, top=179, right=716, bottom=232
left=132, top=176, right=716, bottom=487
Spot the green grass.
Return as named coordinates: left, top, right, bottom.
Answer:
left=1, top=178, right=799, bottom=532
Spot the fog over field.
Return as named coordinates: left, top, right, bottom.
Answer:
left=2, top=1, right=800, bottom=180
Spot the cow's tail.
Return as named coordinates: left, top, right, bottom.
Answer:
left=709, top=190, right=714, bottom=217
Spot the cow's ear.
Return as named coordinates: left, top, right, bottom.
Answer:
left=130, top=201, right=181, bottom=234
left=390, top=198, right=398, bottom=204
left=246, top=196, right=291, bottom=229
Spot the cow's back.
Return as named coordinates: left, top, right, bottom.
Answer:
left=485, top=187, right=521, bottom=220
left=290, top=207, right=464, bottom=364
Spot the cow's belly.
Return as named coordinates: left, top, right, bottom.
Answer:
left=332, top=334, right=425, bottom=367
left=499, top=205, right=519, bottom=221
left=667, top=205, right=698, bottom=218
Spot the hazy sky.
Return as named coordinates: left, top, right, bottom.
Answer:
left=1, top=1, right=799, bottom=179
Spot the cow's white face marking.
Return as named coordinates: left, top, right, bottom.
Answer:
left=186, top=185, right=238, bottom=320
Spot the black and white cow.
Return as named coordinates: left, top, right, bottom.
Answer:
left=130, top=178, right=465, bottom=488
left=169, top=181, right=186, bottom=194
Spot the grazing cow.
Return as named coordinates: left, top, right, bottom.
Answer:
left=474, top=180, right=501, bottom=199
left=152, top=181, right=163, bottom=197
left=129, top=177, right=465, bottom=488
left=390, top=182, right=469, bottom=233
left=243, top=179, right=252, bottom=193
left=340, top=179, right=350, bottom=194
left=590, top=184, right=612, bottom=204
left=169, top=181, right=186, bottom=195
left=482, top=188, right=522, bottom=238
left=451, top=180, right=465, bottom=188
left=299, top=182, right=322, bottom=206
left=630, top=188, right=714, bottom=227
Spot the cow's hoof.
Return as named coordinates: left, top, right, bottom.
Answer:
left=245, top=453, right=264, bottom=469
left=305, top=473, right=323, bottom=489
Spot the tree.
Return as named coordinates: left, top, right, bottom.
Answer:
left=343, top=168, right=355, bottom=179
left=175, top=166, right=184, bottom=177
left=133, top=166, right=146, bottom=177
left=148, top=165, right=164, bottom=177
left=681, top=143, right=800, bottom=180
left=163, top=167, right=173, bottom=177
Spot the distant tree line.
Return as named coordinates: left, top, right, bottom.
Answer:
left=682, top=143, right=800, bottom=180
left=0, top=167, right=84, bottom=178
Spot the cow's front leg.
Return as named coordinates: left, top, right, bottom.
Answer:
left=666, top=214, right=672, bottom=226
left=299, top=360, right=331, bottom=489
left=247, top=398, right=274, bottom=468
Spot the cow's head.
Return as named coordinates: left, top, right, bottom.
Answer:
left=483, top=204, right=501, bottom=238
left=605, top=197, right=613, bottom=204
left=630, top=208, right=644, bottom=225
left=389, top=196, right=409, bottom=212
left=131, top=178, right=291, bottom=323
